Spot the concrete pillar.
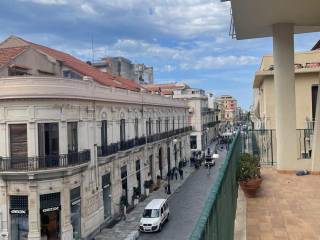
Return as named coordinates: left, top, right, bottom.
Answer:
left=311, top=86, right=320, bottom=172
left=61, top=179, right=73, bottom=240
left=27, top=122, right=37, bottom=157
left=273, top=23, right=297, bottom=170
left=28, top=182, right=41, bottom=240
left=0, top=123, right=7, bottom=157
left=0, top=177, right=8, bottom=240
left=59, top=121, right=68, bottom=155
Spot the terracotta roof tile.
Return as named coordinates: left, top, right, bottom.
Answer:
left=0, top=47, right=28, bottom=67
left=26, top=41, right=141, bottom=91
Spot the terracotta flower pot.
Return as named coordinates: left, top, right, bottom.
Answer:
left=239, top=177, right=262, bottom=198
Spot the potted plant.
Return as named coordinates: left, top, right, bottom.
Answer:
left=238, top=153, right=262, bottom=197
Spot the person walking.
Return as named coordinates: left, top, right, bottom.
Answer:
left=179, top=168, right=183, bottom=180
left=174, top=167, right=178, bottom=180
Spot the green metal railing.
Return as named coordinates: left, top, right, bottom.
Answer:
left=189, top=133, right=241, bottom=240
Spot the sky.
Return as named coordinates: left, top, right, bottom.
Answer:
left=0, top=0, right=320, bottom=109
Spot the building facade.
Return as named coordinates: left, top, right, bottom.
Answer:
left=0, top=36, right=191, bottom=240
left=252, top=51, right=320, bottom=130
left=144, top=83, right=220, bottom=151
left=216, top=95, right=238, bottom=123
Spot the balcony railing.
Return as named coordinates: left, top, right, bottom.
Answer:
left=98, top=126, right=192, bottom=157
left=189, top=133, right=240, bottom=240
left=0, top=149, right=91, bottom=172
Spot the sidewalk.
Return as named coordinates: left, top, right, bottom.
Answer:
left=95, top=165, right=195, bottom=240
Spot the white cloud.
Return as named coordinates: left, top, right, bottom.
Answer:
left=80, top=3, right=97, bottom=15
left=181, top=55, right=259, bottom=70
left=21, top=0, right=67, bottom=4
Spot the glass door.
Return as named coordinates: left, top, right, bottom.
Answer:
left=38, top=123, right=59, bottom=168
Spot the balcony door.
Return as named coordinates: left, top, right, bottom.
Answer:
left=67, top=122, right=78, bottom=164
left=9, top=124, right=28, bottom=169
left=120, top=119, right=126, bottom=143
left=38, top=123, right=59, bottom=167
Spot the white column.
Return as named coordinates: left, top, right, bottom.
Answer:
left=0, top=177, right=8, bottom=240
left=59, top=122, right=68, bottom=154
left=273, top=23, right=297, bottom=170
left=0, top=123, right=7, bottom=157
left=311, top=87, right=320, bottom=172
left=28, top=182, right=41, bottom=240
left=27, top=122, right=37, bottom=157
left=61, top=179, right=73, bottom=240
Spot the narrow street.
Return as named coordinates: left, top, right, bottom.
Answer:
left=139, top=144, right=227, bottom=240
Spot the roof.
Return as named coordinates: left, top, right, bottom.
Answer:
left=0, top=46, right=28, bottom=67
left=311, top=40, right=320, bottom=51
left=0, top=36, right=141, bottom=92
left=145, top=199, right=166, bottom=209
left=27, top=41, right=141, bottom=91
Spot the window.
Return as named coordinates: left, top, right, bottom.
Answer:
left=120, top=119, right=126, bottom=142
left=177, top=117, right=180, bottom=129
left=156, top=118, right=161, bottom=133
left=67, top=122, right=78, bottom=153
left=8, top=66, right=30, bottom=76
left=146, top=118, right=152, bottom=136
left=9, top=124, right=27, bottom=158
left=149, top=118, right=152, bottom=135
left=134, top=118, right=139, bottom=138
left=101, top=120, right=108, bottom=146
left=172, top=118, right=175, bottom=130
left=190, top=136, right=197, bottom=149
left=165, top=117, right=169, bottom=132
left=312, top=85, right=318, bottom=122
left=63, top=70, right=82, bottom=80
left=38, top=123, right=59, bottom=156
left=143, top=209, right=160, bottom=218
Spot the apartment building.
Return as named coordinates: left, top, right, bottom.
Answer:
left=144, top=83, right=220, bottom=151
left=0, top=36, right=191, bottom=240
left=216, top=95, right=238, bottom=123
left=252, top=50, right=320, bottom=130
left=92, top=57, right=153, bottom=84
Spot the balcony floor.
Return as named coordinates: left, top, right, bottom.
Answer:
left=247, top=167, right=320, bottom=240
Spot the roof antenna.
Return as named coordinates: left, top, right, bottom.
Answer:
left=91, top=35, right=94, bottom=63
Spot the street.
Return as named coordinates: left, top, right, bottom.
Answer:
left=139, top=144, right=227, bottom=240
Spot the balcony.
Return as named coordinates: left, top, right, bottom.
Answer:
left=0, top=150, right=91, bottom=172
left=97, top=126, right=192, bottom=157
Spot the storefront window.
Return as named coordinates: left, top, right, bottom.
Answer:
left=190, top=136, right=197, bottom=149
left=10, top=195, right=28, bottom=240
left=102, top=174, right=112, bottom=220
left=70, top=187, right=81, bottom=240
left=40, top=192, right=61, bottom=240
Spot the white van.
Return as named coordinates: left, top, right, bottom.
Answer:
left=139, top=198, right=169, bottom=232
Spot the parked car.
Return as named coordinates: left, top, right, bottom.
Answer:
left=139, top=199, right=170, bottom=232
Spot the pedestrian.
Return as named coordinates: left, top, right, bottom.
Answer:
left=174, top=168, right=178, bottom=180
left=170, top=169, right=174, bottom=180
left=179, top=168, right=183, bottom=179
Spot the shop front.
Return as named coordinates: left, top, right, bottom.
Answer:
left=70, top=187, right=81, bottom=240
left=40, top=192, right=61, bottom=240
left=102, top=174, right=112, bottom=221
left=10, top=195, right=29, bottom=240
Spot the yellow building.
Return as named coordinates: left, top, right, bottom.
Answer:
left=252, top=50, right=320, bottom=130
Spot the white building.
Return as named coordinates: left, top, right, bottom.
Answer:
left=0, top=36, right=191, bottom=240
left=144, top=84, right=220, bottom=151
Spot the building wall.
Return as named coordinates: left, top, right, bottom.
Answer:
left=0, top=79, right=190, bottom=240
left=255, top=72, right=320, bottom=129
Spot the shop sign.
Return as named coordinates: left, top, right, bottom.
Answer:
left=10, top=209, right=28, bottom=215
left=71, top=199, right=81, bottom=206
left=41, top=206, right=60, bottom=213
